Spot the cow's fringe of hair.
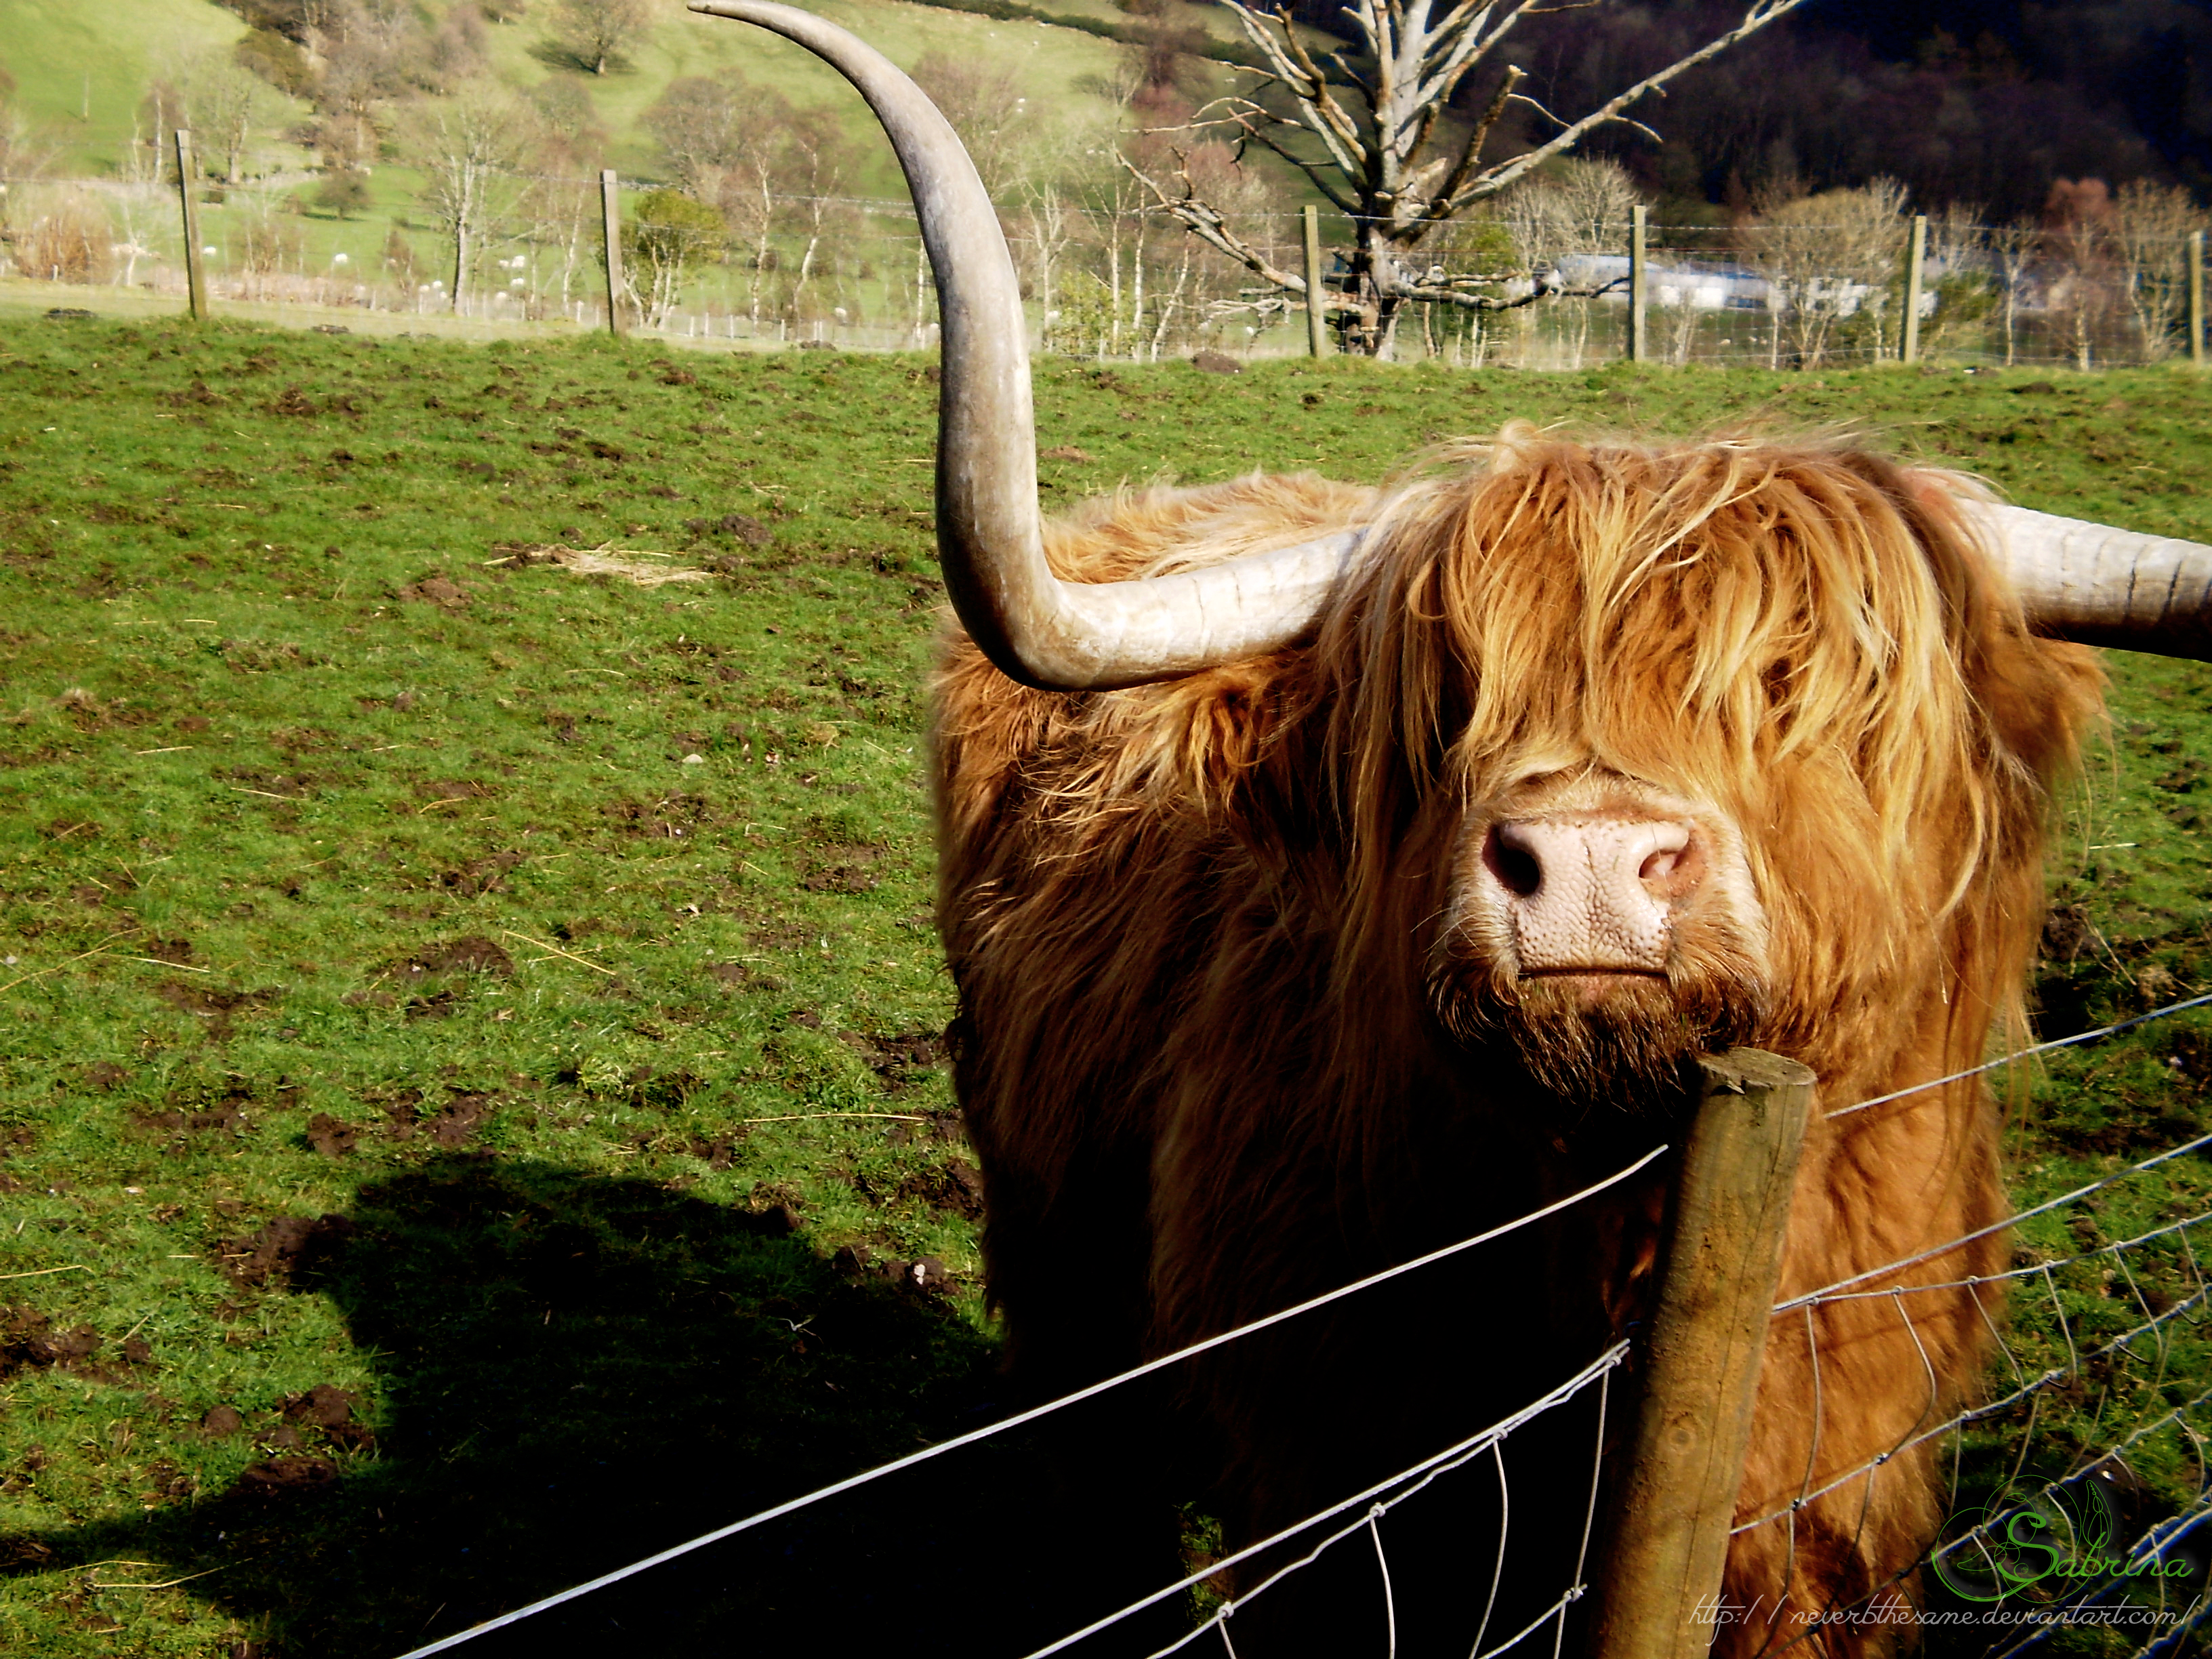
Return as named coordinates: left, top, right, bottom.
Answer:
left=1305, top=425, right=2103, bottom=1086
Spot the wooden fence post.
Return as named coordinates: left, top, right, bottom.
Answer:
left=2190, top=230, right=2205, bottom=369
left=1585, top=1048, right=1815, bottom=1659
left=174, top=129, right=208, bottom=323
left=1629, top=203, right=1648, bottom=364
left=600, top=169, right=627, bottom=338
left=1901, top=213, right=1927, bottom=365
left=1303, top=204, right=1328, bottom=359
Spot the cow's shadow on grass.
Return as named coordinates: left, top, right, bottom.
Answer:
left=1, top=1158, right=1179, bottom=1658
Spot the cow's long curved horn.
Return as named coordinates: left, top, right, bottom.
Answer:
left=688, top=1, right=1354, bottom=689
left=1963, top=502, right=2212, bottom=662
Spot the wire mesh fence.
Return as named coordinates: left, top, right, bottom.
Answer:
left=1728, top=1103, right=2212, bottom=1653
left=1, top=173, right=2202, bottom=370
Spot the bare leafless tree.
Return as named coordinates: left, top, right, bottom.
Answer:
left=1500, top=157, right=1641, bottom=367
left=0, top=87, right=59, bottom=216
left=182, top=49, right=272, bottom=185
left=1740, top=179, right=1907, bottom=367
left=1124, top=0, right=1813, bottom=354
left=2112, top=180, right=2205, bottom=361
left=2043, top=178, right=2118, bottom=372
left=910, top=54, right=1033, bottom=204
left=400, top=81, right=537, bottom=312
left=1985, top=216, right=2038, bottom=367
left=644, top=71, right=795, bottom=323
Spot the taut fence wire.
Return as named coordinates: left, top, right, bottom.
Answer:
left=389, top=1145, right=1672, bottom=1658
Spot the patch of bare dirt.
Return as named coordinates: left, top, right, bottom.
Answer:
left=216, top=1214, right=357, bottom=1288
left=838, top=1028, right=947, bottom=1090
left=152, top=981, right=270, bottom=1039
left=802, top=844, right=881, bottom=894
left=237, top=1454, right=340, bottom=1499
left=440, top=851, right=523, bottom=897
left=394, top=936, right=515, bottom=981
left=682, top=512, right=772, bottom=546
left=396, top=573, right=470, bottom=609
left=0, top=1308, right=103, bottom=1381
left=600, top=791, right=720, bottom=840
left=896, top=1160, right=985, bottom=1220
left=162, top=379, right=230, bottom=408
left=306, top=1113, right=360, bottom=1158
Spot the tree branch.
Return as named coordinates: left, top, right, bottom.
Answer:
left=1218, top=1, right=1371, bottom=178
left=1446, top=0, right=1816, bottom=211
left=1118, top=152, right=1355, bottom=314
left=1396, top=272, right=1624, bottom=310
left=1418, top=63, right=1521, bottom=230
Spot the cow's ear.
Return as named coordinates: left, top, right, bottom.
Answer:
left=1980, top=632, right=2107, bottom=783
left=1891, top=466, right=2108, bottom=781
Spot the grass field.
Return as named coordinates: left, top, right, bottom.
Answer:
left=0, top=316, right=2206, bottom=1656
left=0, top=0, right=247, bottom=176
left=7, top=0, right=1202, bottom=188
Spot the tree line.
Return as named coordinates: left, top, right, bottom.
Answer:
left=0, top=1, right=2201, bottom=363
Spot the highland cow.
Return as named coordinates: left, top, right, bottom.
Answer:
left=936, top=441, right=2108, bottom=1656
left=692, top=6, right=2212, bottom=1653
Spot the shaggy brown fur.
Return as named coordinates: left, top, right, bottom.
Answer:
left=936, top=428, right=2104, bottom=1656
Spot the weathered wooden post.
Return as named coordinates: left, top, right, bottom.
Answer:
left=1901, top=213, right=1927, bottom=365
left=2190, top=230, right=2205, bottom=369
left=1629, top=203, right=1648, bottom=364
left=1303, top=204, right=1328, bottom=359
left=174, top=129, right=209, bottom=323
left=1585, top=1048, right=1815, bottom=1659
left=600, top=169, right=627, bottom=338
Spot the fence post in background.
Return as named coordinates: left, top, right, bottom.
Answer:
left=1629, top=203, right=1648, bottom=364
left=1585, top=1048, right=1815, bottom=1659
left=600, top=169, right=627, bottom=339
left=2190, top=230, right=2205, bottom=369
left=1303, top=204, right=1328, bottom=359
left=174, top=129, right=208, bottom=323
left=1902, top=213, right=1927, bottom=365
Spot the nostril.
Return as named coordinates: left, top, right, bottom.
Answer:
left=1639, top=825, right=1699, bottom=894
left=1484, top=827, right=1542, bottom=897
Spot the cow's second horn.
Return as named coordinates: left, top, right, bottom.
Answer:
left=1965, top=503, right=2212, bottom=662
left=688, top=1, right=1355, bottom=690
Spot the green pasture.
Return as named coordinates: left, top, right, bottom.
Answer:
left=8, top=0, right=1185, bottom=189
left=0, top=319, right=2205, bottom=1656
left=483, top=0, right=1152, bottom=190
left=0, top=0, right=246, bottom=175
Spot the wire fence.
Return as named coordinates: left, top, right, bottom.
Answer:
left=358, top=985, right=2212, bottom=1659
left=2, top=173, right=2203, bottom=371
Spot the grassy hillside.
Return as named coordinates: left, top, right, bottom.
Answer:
left=3, top=0, right=1252, bottom=331
left=7, top=0, right=1231, bottom=190
left=0, top=323, right=2205, bottom=1656
left=485, top=0, right=1159, bottom=190
left=0, top=0, right=247, bottom=176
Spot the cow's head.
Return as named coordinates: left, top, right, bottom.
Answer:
left=1269, top=430, right=2109, bottom=1112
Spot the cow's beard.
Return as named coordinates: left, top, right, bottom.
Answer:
left=1428, top=958, right=1765, bottom=1122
